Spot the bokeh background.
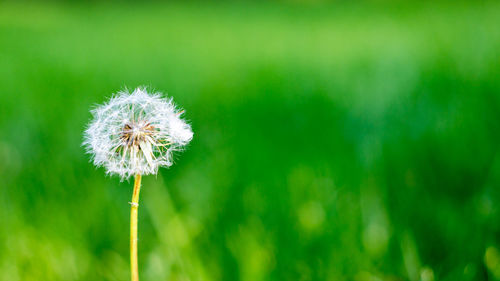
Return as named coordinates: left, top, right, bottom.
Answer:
left=1, top=1, right=500, bottom=280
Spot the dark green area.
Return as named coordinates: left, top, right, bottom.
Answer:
left=1, top=1, right=500, bottom=280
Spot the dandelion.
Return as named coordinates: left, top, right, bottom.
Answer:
left=83, top=87, right=193, bottom=281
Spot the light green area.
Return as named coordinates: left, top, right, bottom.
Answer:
left=1, top=1, right=500, bottom=280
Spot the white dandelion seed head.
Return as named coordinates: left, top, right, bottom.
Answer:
left=83, top=87, right=193, bottom=179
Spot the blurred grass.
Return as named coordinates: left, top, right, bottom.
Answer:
left=1, top=1, right=500, bottom=281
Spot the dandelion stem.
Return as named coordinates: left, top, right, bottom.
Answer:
left=130, top=174, right=142, bottom=281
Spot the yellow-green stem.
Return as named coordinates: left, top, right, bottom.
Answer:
left=130, top=174, right=142, bottom=281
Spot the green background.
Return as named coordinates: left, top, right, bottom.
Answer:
left=1, top=1, right=500, bottom=280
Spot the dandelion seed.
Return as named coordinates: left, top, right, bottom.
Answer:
left=83, top=87, right=193, bottom=179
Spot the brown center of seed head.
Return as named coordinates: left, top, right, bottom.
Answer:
left=121, top=122, right=155, bottom=148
